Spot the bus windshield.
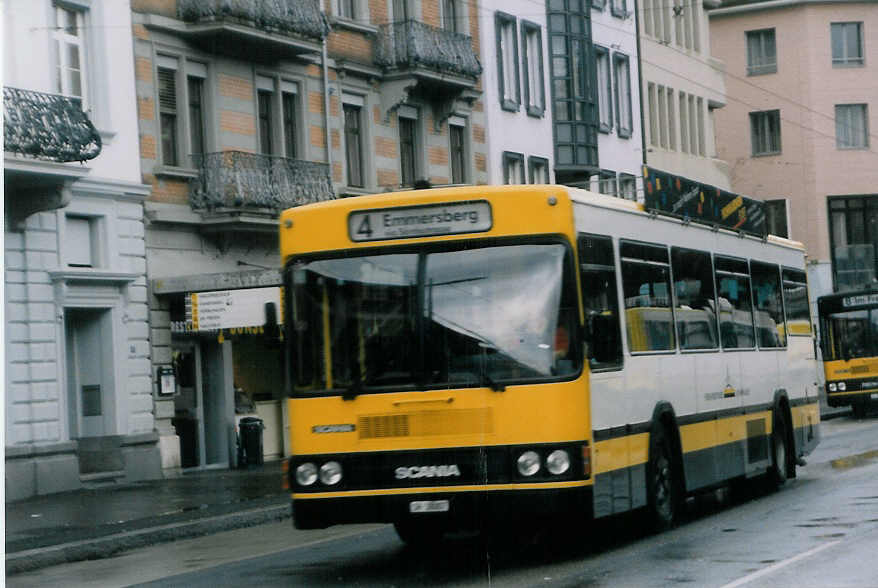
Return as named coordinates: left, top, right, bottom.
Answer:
left=288, top=241, right=581, bottom=395
left=821, top=308, right=878, bottom=361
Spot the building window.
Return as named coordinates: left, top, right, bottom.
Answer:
left=398, top=108, right=418, bottom=187
left=66, top=215, right=98, bottom=268
left=157, top=62, right=179, bottom=167
left=528, top=156, right=550, bottom=184
left=658, top=86, right=668, bottom=148
left=831, top=22, right=864, bottom=67
left=393, top=0, right=409, bottom=20
left=688, top=94, right=699, bottom=155
left=547, top=0, right=599, bottom=174
left=747, top=29, right=777, bottom=75
left=502, top=151, right=525, bottom=184
left=593, top=0, right=606, bottom=11
left=600, top=169, right=617, bottom=196
left=611, top=0, right=627, bottom=19
left=750, top=109, right=781, bottom=156
left=521, top=21, right=545, bottom=117
left=696, top=97, right=705, bottom=155
left=613, top=53, right=633, bottom=139
left=338, top=0, right=357, bottom=20
left=187, top=75, right=205, bottom=160
left=647, top=82, right=658, bottom=147
left=765, top=199, right=789, bottom=238
left=449, top=119, right=467, bottom=184
left=619, top=173, right=636, bottom=200
left=836, top=104, right=869, bottom=149
left=496, top=12, right=520, bottom=112
left=679, top=92, right=689, bottom=153
left=343, top=102, right=364, bottom=188
left=596, top=46, right=612, bottom=133
left=665, top=88, right=676, bottom=150
left=442, top=0, right=459, bottom=32
left=53, top=5, right=88, bottom=109
left=282, top=83, right=299, bottom=158
left=829, top=196, right=878, bottom=291
left=258, top=89, right=274, bottom=155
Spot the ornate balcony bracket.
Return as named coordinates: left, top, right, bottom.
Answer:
left=4, top=157, right=90, bottom=230
left=378, top=78, right=420, bottom=124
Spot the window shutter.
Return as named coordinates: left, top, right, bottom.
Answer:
left=158, top=68, right=177, bottom=113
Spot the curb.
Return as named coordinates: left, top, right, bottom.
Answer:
left=6, top=504, right=290, bottom=575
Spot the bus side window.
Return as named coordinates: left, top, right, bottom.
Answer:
left=578, top=233, right=623, bottom=369
left=751, top=261, right=787, bottom=348
left=671, top=247, right=718, bottom=350
left=782, top=268, right=812, bottom=337
left=620, top=240, right=675, bottom=352
left=714, top=255, right=756, bottom=349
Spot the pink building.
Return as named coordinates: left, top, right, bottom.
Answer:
left=710, top=0, right=878, bottom=298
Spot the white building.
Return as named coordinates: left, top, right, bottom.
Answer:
left=479, top=0, right=555, bottom=184
left=4, top=0, right=158, bottom=500
left=638, top=0, right=730, bottom=189
left=591, top=0, right=644, bottom=199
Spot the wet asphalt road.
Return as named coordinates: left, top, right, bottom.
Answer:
left=10, top=416, right=878, bottom=588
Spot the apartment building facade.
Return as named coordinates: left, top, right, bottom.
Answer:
left=130, top=0, right=486, bottom=472
left=710, top=0, right=878, bottom=298
left=479, top=0, right=554, bottom=184
left=5, top=0, right=157, bottom=499
left=638, top=0, right=731, bottom=190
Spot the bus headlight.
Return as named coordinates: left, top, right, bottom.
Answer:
left=319, top=461, right=343, bottom=485
left=838, top=382, right=847, bottom=391
left=296, top=463, right=318, bottom=486
left=517, top=451, right=541, bottom=476
left=828, top=383, right=837, bottom=392
left=546, top=450, right=571, bottom=475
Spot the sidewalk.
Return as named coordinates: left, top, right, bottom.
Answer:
left=5, top=460, right=289, bottom=575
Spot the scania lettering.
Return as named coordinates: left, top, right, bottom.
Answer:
left=281, top=185, right=820, bottom=544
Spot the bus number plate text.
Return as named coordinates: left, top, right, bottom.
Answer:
left=409, top=500, right=450, bottom=513
left=349, top=201, right=492, bottom=242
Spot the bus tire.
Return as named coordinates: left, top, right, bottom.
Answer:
left=647, top=426, right=679, bottom=531
left=394, top=519, right=445, bottom=547
left=770, top=409, right=790, bottom=487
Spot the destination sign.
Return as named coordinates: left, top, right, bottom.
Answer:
left=348, top=201, right=492, bottom=242
left=842, top=293, right=878, bottom=308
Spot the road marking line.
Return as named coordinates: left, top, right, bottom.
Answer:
left=720, top=540, right=841, bottom=588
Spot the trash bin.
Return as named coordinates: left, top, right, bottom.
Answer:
left=238, top=417, right=264, bottom=467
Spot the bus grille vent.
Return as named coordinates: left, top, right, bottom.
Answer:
left=358, top=415, right=410, bottom=438
left=358, top=409, right=493, bottom=439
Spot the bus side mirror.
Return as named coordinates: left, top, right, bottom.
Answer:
left=589, top=313, right=621, bottom=364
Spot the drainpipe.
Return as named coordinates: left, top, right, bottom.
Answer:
left=322, top=38, right=332, bottom=177
left=634, top=2, right=647, bottom=173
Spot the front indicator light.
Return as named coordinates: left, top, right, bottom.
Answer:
left=517, top=451, right=541, bottom=476
left=546, top=450, right=570, bottom=475
left=296, top=463, right=318, bottom=486
left=319, top=461, right=343, bottom=485
left=838, top=382, right=847, bottom=391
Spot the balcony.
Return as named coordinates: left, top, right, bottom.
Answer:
left=190, top=151, right=334, bottom=235
left=158, top=0, right=330, bottom=61
left=373, top=21, right=482, bottom=128
left=4, top=87, right=101, bottom=225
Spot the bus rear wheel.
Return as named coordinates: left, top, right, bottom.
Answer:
left=647, top=427, right=679, bottom=531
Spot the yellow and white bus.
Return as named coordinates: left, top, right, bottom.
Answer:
left=279, top=185, right=820, bottom=542
left=818, top=289, right=878, bottom=418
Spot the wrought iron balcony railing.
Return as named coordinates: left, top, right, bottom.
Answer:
left=374, top=20, right=482, bottom=79
left=178, top=0, right=329, bottom=42
left=3, top=87, right=101, bottom=163
left=190, top=151, right=335, bottom=212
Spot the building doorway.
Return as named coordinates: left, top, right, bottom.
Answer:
left=65, top=308, right=115, bottom=439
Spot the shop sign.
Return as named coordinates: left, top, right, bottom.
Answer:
left=185, top=286, right=282, bottom=332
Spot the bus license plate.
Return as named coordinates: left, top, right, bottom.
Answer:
left=409, top=500, right=450, bottom=513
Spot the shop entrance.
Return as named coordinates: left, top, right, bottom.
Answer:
left=172, top=340, right=233, bottom=469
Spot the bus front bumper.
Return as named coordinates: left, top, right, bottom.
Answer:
left=291, top=485, right=593, bottom=530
